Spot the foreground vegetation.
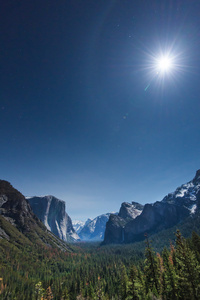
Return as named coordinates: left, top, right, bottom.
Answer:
left=0, top=230, right=200, bottom=299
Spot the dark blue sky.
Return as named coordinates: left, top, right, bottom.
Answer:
left=1, top=0, right=200, bottom=220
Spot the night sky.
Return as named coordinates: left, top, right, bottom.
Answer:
left=1, top=0, right=200, bottom=221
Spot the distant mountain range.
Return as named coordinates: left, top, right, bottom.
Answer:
left=103, top=170, right=200, bottom=244
left=72, top=215, right=112, bottom=241
left=72, top=219, right=88, bottom=234
left=1, top=169, right=200, bottom=247
left=77, top=214, right=111, bottom=241
left=71, top=203, right=143, bottom=242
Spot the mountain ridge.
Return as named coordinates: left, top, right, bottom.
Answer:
left=103, top=170, right=200, bottom=244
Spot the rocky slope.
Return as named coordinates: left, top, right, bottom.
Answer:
left=0, top=180, right=71, bottom=251
left=103, top=170, right=200, bottom=244
left=27, top=196, right=79, bottom=242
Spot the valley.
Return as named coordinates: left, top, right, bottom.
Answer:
left=1, top=173, right=200, bottom=299
left=1, top=228, right=200, bottom=299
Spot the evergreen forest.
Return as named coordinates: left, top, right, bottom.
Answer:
left=1, top=230, right=200, bottom=300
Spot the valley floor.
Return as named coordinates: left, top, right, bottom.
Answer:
left=1, top=231, right=200, bottom=299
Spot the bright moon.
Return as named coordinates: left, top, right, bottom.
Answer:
left=144, top=46, right=184, bottom=91
left=157, top=56, right=173, bottom=72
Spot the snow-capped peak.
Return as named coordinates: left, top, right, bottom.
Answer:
left=77, top=213, right=111, bottom=241
left=72, top=220, right=86, bottom=234
left=162, top=170, right=200, bottom=208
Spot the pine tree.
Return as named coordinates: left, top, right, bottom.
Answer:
left=136, top=268, right=146, bottom=300
left=0, top=277, right=6, bottom=295
left=144, top=235, right=161, bottom=297
left=119, top=264, right=128, bottom=300
left=95, top=276, right=105, bottom=300
left=45, top=286, right=53, bottom=300
left=61, top=287, right=70, bottom=300
left=191, top=231, right=200, bottom=263
left=175, top=230, right=200, bottom=300
left=162, top=247, right=178, bottom=300
left=35, top=281, right=45, bottom=300
left=87, top=282, right=95, bottom=299
left=127, top=265, right=140, bottom=300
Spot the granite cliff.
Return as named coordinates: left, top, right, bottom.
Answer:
left=27, top=196, right=79, bottom=242
left=0, top=180, right=71, bottom=251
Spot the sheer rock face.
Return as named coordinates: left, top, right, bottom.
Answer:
left=103, top=202, right=143, bottom=244
left=27, top=196, right=79, bottom=242
left=103, top=214, right=127, bottom=244
left=103, top=170, right=200, bottom=244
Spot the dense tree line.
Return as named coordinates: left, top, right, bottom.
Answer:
left=0, top=231, right=200, bottom=299
left=120, top=230, right=200, bottom=300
